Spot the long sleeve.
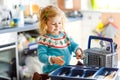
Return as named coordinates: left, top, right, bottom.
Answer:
left=37, top=44, right=49, bottom=64
left=68, top=36, right=80, bottom=53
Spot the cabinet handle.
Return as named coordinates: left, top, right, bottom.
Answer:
left=0, top=43, right=16, bottom=51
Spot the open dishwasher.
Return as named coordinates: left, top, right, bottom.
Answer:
left=49, top=35, right=119, bottom=80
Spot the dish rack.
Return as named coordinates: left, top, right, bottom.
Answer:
left=84, top=35, right=118, bottom=68
left=49, top=65, right=119, bottom=80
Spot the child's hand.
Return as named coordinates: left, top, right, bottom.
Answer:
left=51, top=56, right=65, bottom=66
left=76, top=49, right=85, bottom=60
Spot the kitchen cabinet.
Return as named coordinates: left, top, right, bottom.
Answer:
left=0, top=32, right=17, bottom=80
left=0, top=23, right=38, bottom=80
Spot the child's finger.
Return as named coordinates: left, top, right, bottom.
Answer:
left=76, top=55, right=81, bottom=59
left=81, top=53, right=86, bottom=59
left=55, top=56, right=65, bottom=65
left=58, top=56, right=64, bottom=59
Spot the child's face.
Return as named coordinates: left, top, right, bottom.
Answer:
left=46, top=16, right=62, bottom=35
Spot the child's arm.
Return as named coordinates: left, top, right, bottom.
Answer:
left=38, top=44, right=65, bottom=65
left=68, top=35, right=85, bottom=60
left=37, top=44, right=50, bottom=64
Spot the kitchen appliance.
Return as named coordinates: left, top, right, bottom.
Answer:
left=49, top=65, right=119, bottom=80
left=84, top=35, right=118, bottom=68
left=49, top=36, right=119, bottom=80
left=0, top=32, right=17, bottom=80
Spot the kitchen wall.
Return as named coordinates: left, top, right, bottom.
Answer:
left=80, top=11, right=101, bottom=49
left=0, top=0, right=54, bottom=10
left=101, top=12, right=120, bottom=60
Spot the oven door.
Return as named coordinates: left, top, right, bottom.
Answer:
left=0, top=43, right=16, bottom=80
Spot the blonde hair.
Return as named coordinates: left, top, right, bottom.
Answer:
left=38, top=5, right=67, bottom=35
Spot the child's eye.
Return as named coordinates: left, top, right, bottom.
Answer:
left=51, top=22, right=61, bottom=25
left=58, top=22, right=62, bottom=24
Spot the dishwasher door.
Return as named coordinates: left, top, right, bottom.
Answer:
left=0, top=32, right=17, bottom=80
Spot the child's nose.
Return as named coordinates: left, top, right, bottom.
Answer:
left=55, top=23, right=59, bottom=27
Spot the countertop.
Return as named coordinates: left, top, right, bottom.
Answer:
left=0, top=23, right=38, bottom=34
left=0, top=17, right=82, bottom=34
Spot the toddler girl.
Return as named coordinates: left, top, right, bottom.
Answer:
left=37, top=5, right=85, bottom=74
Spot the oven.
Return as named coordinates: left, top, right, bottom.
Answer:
left=0, top=32, right=17, bottom=80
